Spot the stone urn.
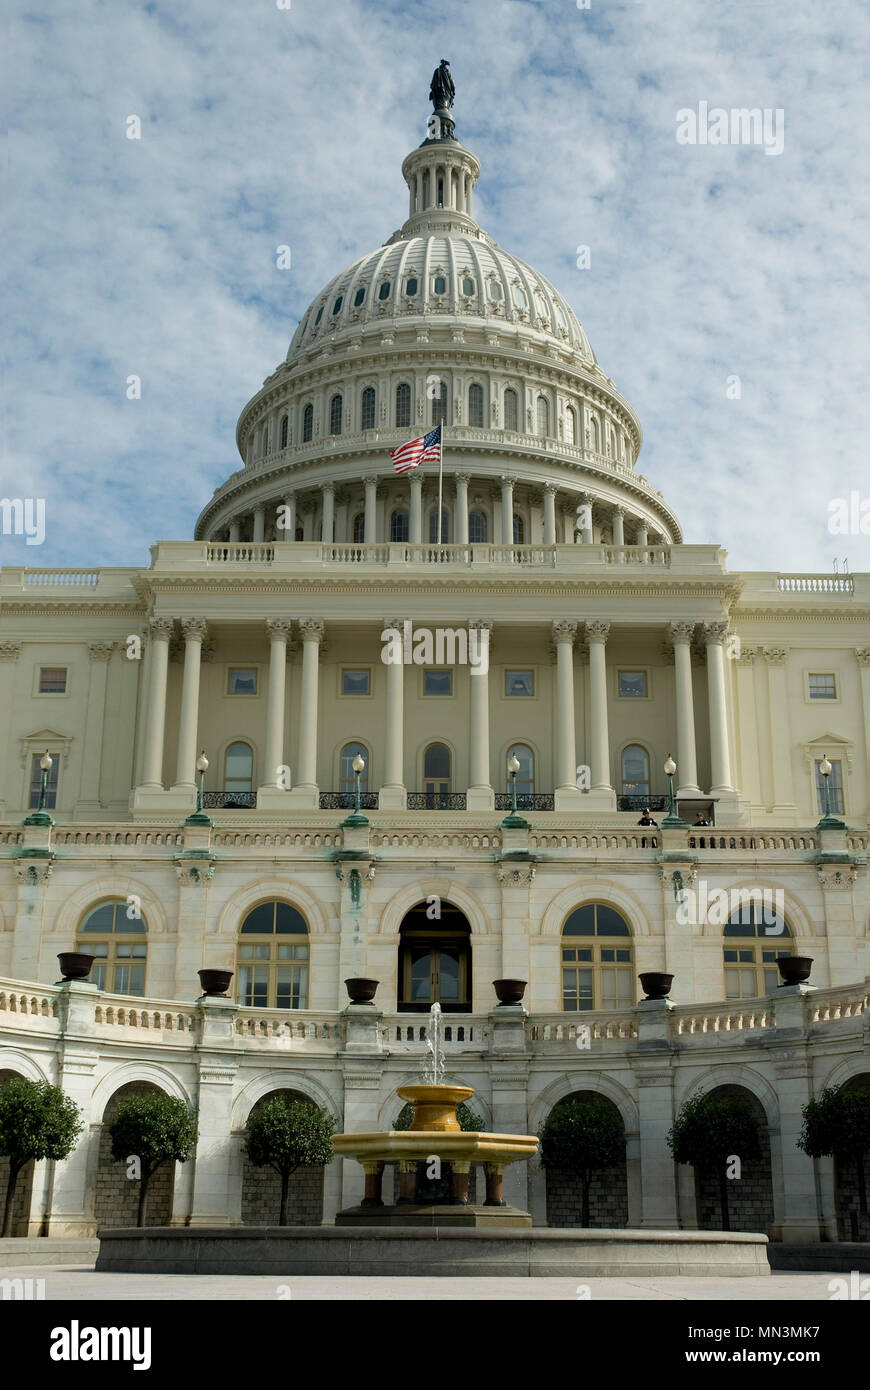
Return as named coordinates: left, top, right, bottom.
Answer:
left=197, top=968, right=234, bottom=997
left=777, top=955, right=814, bottom=987
left=493, top=978, right=527, bottom=1006
left=395, top=1084, right=475, bottom=1133
left=57, top=952, right=95, bottom=982
left=345, top=977, right=379, bottom=1005
left=639, top=971, right=674, bottom=1000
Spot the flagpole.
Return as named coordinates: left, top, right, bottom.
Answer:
left=436, top=423, right=443, bottom=549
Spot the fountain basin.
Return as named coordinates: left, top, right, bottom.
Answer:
left=331, top=1130, right=539, bottom=1167
left=395, top=1083, right=474, bottom=1132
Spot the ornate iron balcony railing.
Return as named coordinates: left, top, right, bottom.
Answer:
left=318, top=791, right=379, bottom=811
left=407, top=792, right=468, bottom=811
left=494, top=793, right=555, bottom=812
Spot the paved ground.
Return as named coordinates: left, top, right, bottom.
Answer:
left=0, top=1263, right=856, bottom=1299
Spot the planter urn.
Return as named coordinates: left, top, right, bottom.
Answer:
left=345, top=977, right=379, bottom=1005
left=638, top=971, right=674, bottom=1000
left=492, top=978, right=528, bottom=1006
left=197, top=968, right=234, bottom=997
left=57, top=952, right=95, bottom=982
left=777, top=955, right=814, bottom=987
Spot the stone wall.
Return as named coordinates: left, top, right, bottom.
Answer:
left=545, top=1160, right=630, bottom=1228
left=240, top=1159, right=324, bottom=1225
left=835, top=1152, right=870, bottom=1241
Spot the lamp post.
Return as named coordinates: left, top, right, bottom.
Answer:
left=341, top=753, right=370, bottom=827
left=185, top=750, right=212, bottom=826
left=661, top=753, right=688, bottom=828
left=816, top=753, right=846, bottom=829
left=501, top=752, right=529, bottom=829
left=24, top=750, right=54, bottom=826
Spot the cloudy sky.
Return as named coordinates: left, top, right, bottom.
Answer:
left=4, top=0, right=869, bottom=573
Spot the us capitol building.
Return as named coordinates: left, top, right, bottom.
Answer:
left=1, top=69, right=867, bottom=1244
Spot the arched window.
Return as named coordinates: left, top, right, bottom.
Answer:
left=404, top=276, right=418, bottom=297
left=423, top=743, right=451, bottom=807
left=537, top=395, right=549, bottom=437
left=621, top=745, right=650, bottom=799
left=565, top=406, right=576, bottom=445
left=329, top=393, right=343, bottom=436
left=428, top=507, right=448, bottom=543
left=78, top=901, right=147, bottom=997
left=395, top=382, right=411, bottom=428
left=398, top=901, right=471, bottom=1013
left=378, top=281, right=392, bottom=301
left=361, top=387, right=376, bottom=430
left=237, top=902, right=309, bottom=1010
left=224, top=741, right=254, bottom=798
left=503, top=388, right=518, bottom=432
left=352, top=512, right=365, bottom=543
left=589, top=413, right=601, bottom=452
left=339, top=741, right=369, bottom=796
left=353, top=286, right=366, bottom=307
left=468, top=383, right=484, bottom=427
left=432, top=381, right=448, bottom=427
left=433, top=273, right=447, bottom=295
left=724, top=905, right=792, bottom=999
left=390, top=509, right=409, bottom=542
left=302, top=403, right=313, bottom=443
left=507, top=743, right=534, bottom=797
left=280, top=415, right=289, bottom=448
left=332, top=295, right=343, bottom=316
left=513, top=514, right=524, bottom=544
left=561, top=904, right=634, bottom=1011
left=468, top=510, right=487, bottom=543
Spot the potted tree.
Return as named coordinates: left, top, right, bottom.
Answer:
left=107, top=1092, right=198, bottom=1227
left=243, top=1096, right=336, bottom=1225
left=798, top=1082, right=870, bottom=1222
left=0, top=1077, right=83, bottom=1237
left=667, top=1091, right=762, bottom=1231
left=538, top=1096, right=625, bottom=1227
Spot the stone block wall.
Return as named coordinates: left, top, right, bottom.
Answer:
left=240, top=1159, right=324, bottom=1225
left=544, top=1158, right=630, bottom=1228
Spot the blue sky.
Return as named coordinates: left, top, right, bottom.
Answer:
left=3, top=0, right=869, bottom=572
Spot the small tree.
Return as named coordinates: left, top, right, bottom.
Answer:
left=798, top=1083, right=870, bottom=1217
left=539, top=1097, right=625, bottom=1227
left=243, top=1097, right=335, bottom=1225
left=0, top=1077, right=83, bottom=1237
left=667, top=1092, right=762, bottom=1232
left=108, top=1092, right=198, bottom=1227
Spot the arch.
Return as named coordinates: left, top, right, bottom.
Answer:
left=423, top=740, right=451, bottom=782
left=302, top=403, right=314, bottom=443
left=376, top=879, right=492, bottom=940
left=91, top=1062, right=192, bottom=1124
left=360, top=385, right=376, bottom=430
left=329, top=393, right=343, bottom=436
left=512, top=513, right=525, bottom=544
left=538, top=879, right=650, bottom=939
left=232, top=1071, right=342, bottom=1131
left=427, top=505, right=449, bottom=543
left=238, top=1086, right=327, bottom=1225
left=215, top=878, right=330, bottom=940
left=0, top=1051, right=51, bottom=1084
left=506, top=741, right=535, bottom=795
left=542, top=1089, right=629, bottom=1228
left=224, top=740, right=254, bottom=795
left=54, top=877, right=170, bottom=944
left=620, top=742, right=651, bottom=798
left=397, top=899, right=472, bottom=1013
left=395, top=381, right=411, bottom=428
left=697, top=881, right=811, bottom=943
left=468, top=383, right=484, bottom=428
left=0, top=1067, right=43, bottom=1235
left=529, top=1072, right=639, bottom=1138
left=674, top=1065, right=780, bottom=1129
left=688, top=1081, right=776, bottom=1236
left=339, top=740, right=370, bottom=794
left=94, top=1078, right=181, bottom=1230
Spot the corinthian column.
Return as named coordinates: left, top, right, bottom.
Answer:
left=500, top=475, right=515, bottom=545
left=543, top=483, right=557, bottom=546
left=454, top=474, right=470, bottom=545
left=703, top=622, right=734, bottom=794
left=364, top=478, right=378, bottom=542
left=379, top=617, right=407, bottom=810
left=467, top=620, right=493, bottom=810
left=668, top=622, right=701, bottom=796
left=410, top=474, right=423, bottom=543
left=173, top=618, right=208, bottom=791
left=287, top=619, right=323, bottom=808
left=586, top=621, right=612, bottom=794
left=141, top=618, right=174, bottom=789
left=261, top=620, right=293, bottom=795
left=553, top=620, right=581, bottom=808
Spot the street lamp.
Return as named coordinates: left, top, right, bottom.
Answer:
left=661, top=753, right=688, bottom=828
left=817, top=753, right=846, bottom=829
left=185, top=750, right=212, bottom=826
left=501, top=752, right=529, bottom=829
left=341, top=753, right=369, bottom=827
left=24, top=750, right=54, bottom=826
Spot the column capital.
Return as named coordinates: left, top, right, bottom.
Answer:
left=856, top=647, right=870, bottom=668
left=0, top=642, right=22, bottom=662
left=181, top=617, right=208, bottom=643
left=469, top=618, right=493, bottom=633
left=667, top=622, right=696, bottom=647
left=321, top=481, right=335, bottom=496
left=382, top=616, right=405, bottom=631
left=585, top=620, right=611, bottom=644
left=762, top=646, right=789, bottom=665
left=149, top=617, right=175, bottom=642
left=265, top=618, right=293, bottom=641
left=299, top=618, right=325, bottom=644
left=499, top=473, right=516, bottom=486
left=88, top=642, right=115, bottom=662
left=552, top=619, right=577, bottom=645
left=701, top=621, right=729, bottom=646
left=453, top=472, right=471, bottom=487
left=543, top=481, right=558, bottom=495
left=612, top=502, right=626, bottom=516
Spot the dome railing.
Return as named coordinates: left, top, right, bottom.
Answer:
left=200, top=541, right=673, bottom=570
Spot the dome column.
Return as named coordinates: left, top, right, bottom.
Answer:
left=364, top=478, right=378, bottom=543
left=553, top=621, right=582, bottom=809
left=228, top=520, right=240, bottom=544
left=611, top=505, right=625, bottom=547
left=409, top=474, right=423, bottom=544
left=252, top=505, right=265, bottom=543
left=542, top=484, right=557, bottom=546
left=321, top=483, right=335, bottom=544
left=379, top=617, right=407, bottom=810
left=466, top=621, right=494, bottom=811
left=500, top=475, right=515, bottom=545
left=455, top=474, right=470, bottom=545
left=280, top=495, right=297, bottom=542
left=286, top=619, right=323, bottom=809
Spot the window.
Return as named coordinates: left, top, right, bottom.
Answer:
left=404, top=276, right=418, bottom=296
left=513, top=286, right=527, bottom=310
left=808, top=673, right=837, bottom=700
left=503, top=388, right=518, bottom=432
left=342, top=669, right=371, bottom=696
left=536, top=396, right=549, bottom=436
left=395, top=383, right=411, bottom=428
left=361, top=387, right=376, bottom=430
left=562, top=904, right=634, bottom=1011
left=237, top=902, right=309, bottom=1010
left=621, top=745, right=650, bottom=798
left=513, top=514, right=524, bottom=544
left=565, top=406, right=576, bottom=445
left=423, top=742, right=452, bottom=805
left=340, top=741, right=369, bottom=795
left=399, top=902, right=471, bottom=1012
left=424, top=671, right=452, bottom=697
left=302, top=404, right=313, bottom=442
left=353, top=286, right=366, bottom=307
left=724, top=907, right=792, bottom=998
left=224, top=742, right=253, bottom=796
left=618, top=671, right=647, bottom=698
left=314, top=306, right=324, bottom=326
left=462, top=277, right=476, bottom=297
left=38, top=667, right=67, bottom=694
left=428, top=507, right=448, bottom=543
left=294, top=527, right=304, bottom=542
left=433, top=274, right=447, bottom=296
left=507, top=743, right=534, bottom=796
left=29, top=753, right=59, bottom=809
left=488, top=280, right=503, bottom=302
left=332, top=295, right=343, bottom=315
left=228, top=668, right=258, bottom=695
left=390, top=510, right=409, bottom=542
left=329, top=393, right=343, bottom=436
left=815, top=758, right=844, bottom=815
left=352, top=512, right=365, bottom=543
left=469, top=510, right=487, bottom=543
left=378, top=281, right=391, bottom=300
left=78, top=901, right=147, bottom=997
left=505, top=670, right=534, bottom=697
left=468, top=384, right=483, bottom=427
left=280, top=415, right=288, bottom=448
left=431, top=381, right=448, bottom=427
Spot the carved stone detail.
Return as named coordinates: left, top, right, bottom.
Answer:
left=701, top=622, right=729, bottom=646
left=585, top=620, right=611, bottom=643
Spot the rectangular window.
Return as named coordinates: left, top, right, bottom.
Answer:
left=808, top=673, right=837, bottom=699
left=618, top=671, right=647, bottom=698
left=29, top=753, right=59, bottom=809
left=815, top=758, right=844, bottom=814
left=38, top=666, right=67, bottom=694
left=424, top=670, right=452, bottom=696
left=228, top=668, right=257, bottom=695
left=505, top=670, right=534, bottom=697
left=342, top=669, right=371, bottom=696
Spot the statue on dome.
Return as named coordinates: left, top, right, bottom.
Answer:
left=429, top=59, right=455, bottom=110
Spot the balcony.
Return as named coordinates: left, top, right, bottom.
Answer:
left=406, top=792, right=468, bottom=811
left=494, top=793, right=555, bottom=812
left=202, top=792, right=256, bottom=810
left=318, top=791, right=379, bottom=811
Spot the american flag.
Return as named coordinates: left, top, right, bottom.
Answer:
left=390, top=423, right=442, bottom=475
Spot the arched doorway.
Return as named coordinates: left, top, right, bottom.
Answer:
left=95, top=1082, right=175, bottom=1228
left=397, top=901, right=471, bottom=1013
left=0, top=1071, right=37, bottom=1235
left=543, top=1090, right=628, bottom=1228
left=240, top=1089, right=325, bottom=1225
left=694, top=1084, right=774, bottom=1235
left=835, top=1074, right=870, bottom=1241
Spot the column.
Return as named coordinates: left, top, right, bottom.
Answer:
left=857, top=650, right=870, bottom=796
left=553, top=621, right=581, bottom=808
left=500, top=474, right=514, bottom=545
left=173, top=618, right=207, bottom=791
left=454, top=474, right=470, bottom=545
left=668, top=622, right=701, bottom=796
left=0, top=643, right=21, bottom=815
left=77, top=643, right=114, bottom=809
left=577, top=493, right=594, bottom=544
left=280, top=495, right=296, bottom=542
left=288, top=619, right=323, bottom=808
left=409, top=474, right=423, bottom=543
left=762, top=647, right=795, bottom=816
left=252, top=505, right=265, bottom=543
left=702, top=622, right=734, bottom=794
left=635, top=521, right=648, bottom=546
left=611, top=505, right=625, bottom=546
left=140, top=618, right=173, bottom=788
left=542, top=483, right=557, bottom=546
left=259, top=620, right=292, bottom=800
left=364, top=478, right=377, bottom=542
left=321, top=483, right=335, bottom=543
left=635, top=1001, right=679, bottom=1228
left=379, top=617, right=406, bottom=810
left=586, top=620, right=614, bottom=796
left=466, top=620, right=493, bottom=811
left=228, top=520, right=240, bottom=544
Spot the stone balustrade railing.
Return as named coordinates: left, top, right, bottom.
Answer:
left=233, top=1010, right=341, bottom=1042
left=525, top=1014, right=637, bottom=1044
left=93, top=999, right=196, bottom=1033
left=380, top=1014, right=481, bottom=1047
